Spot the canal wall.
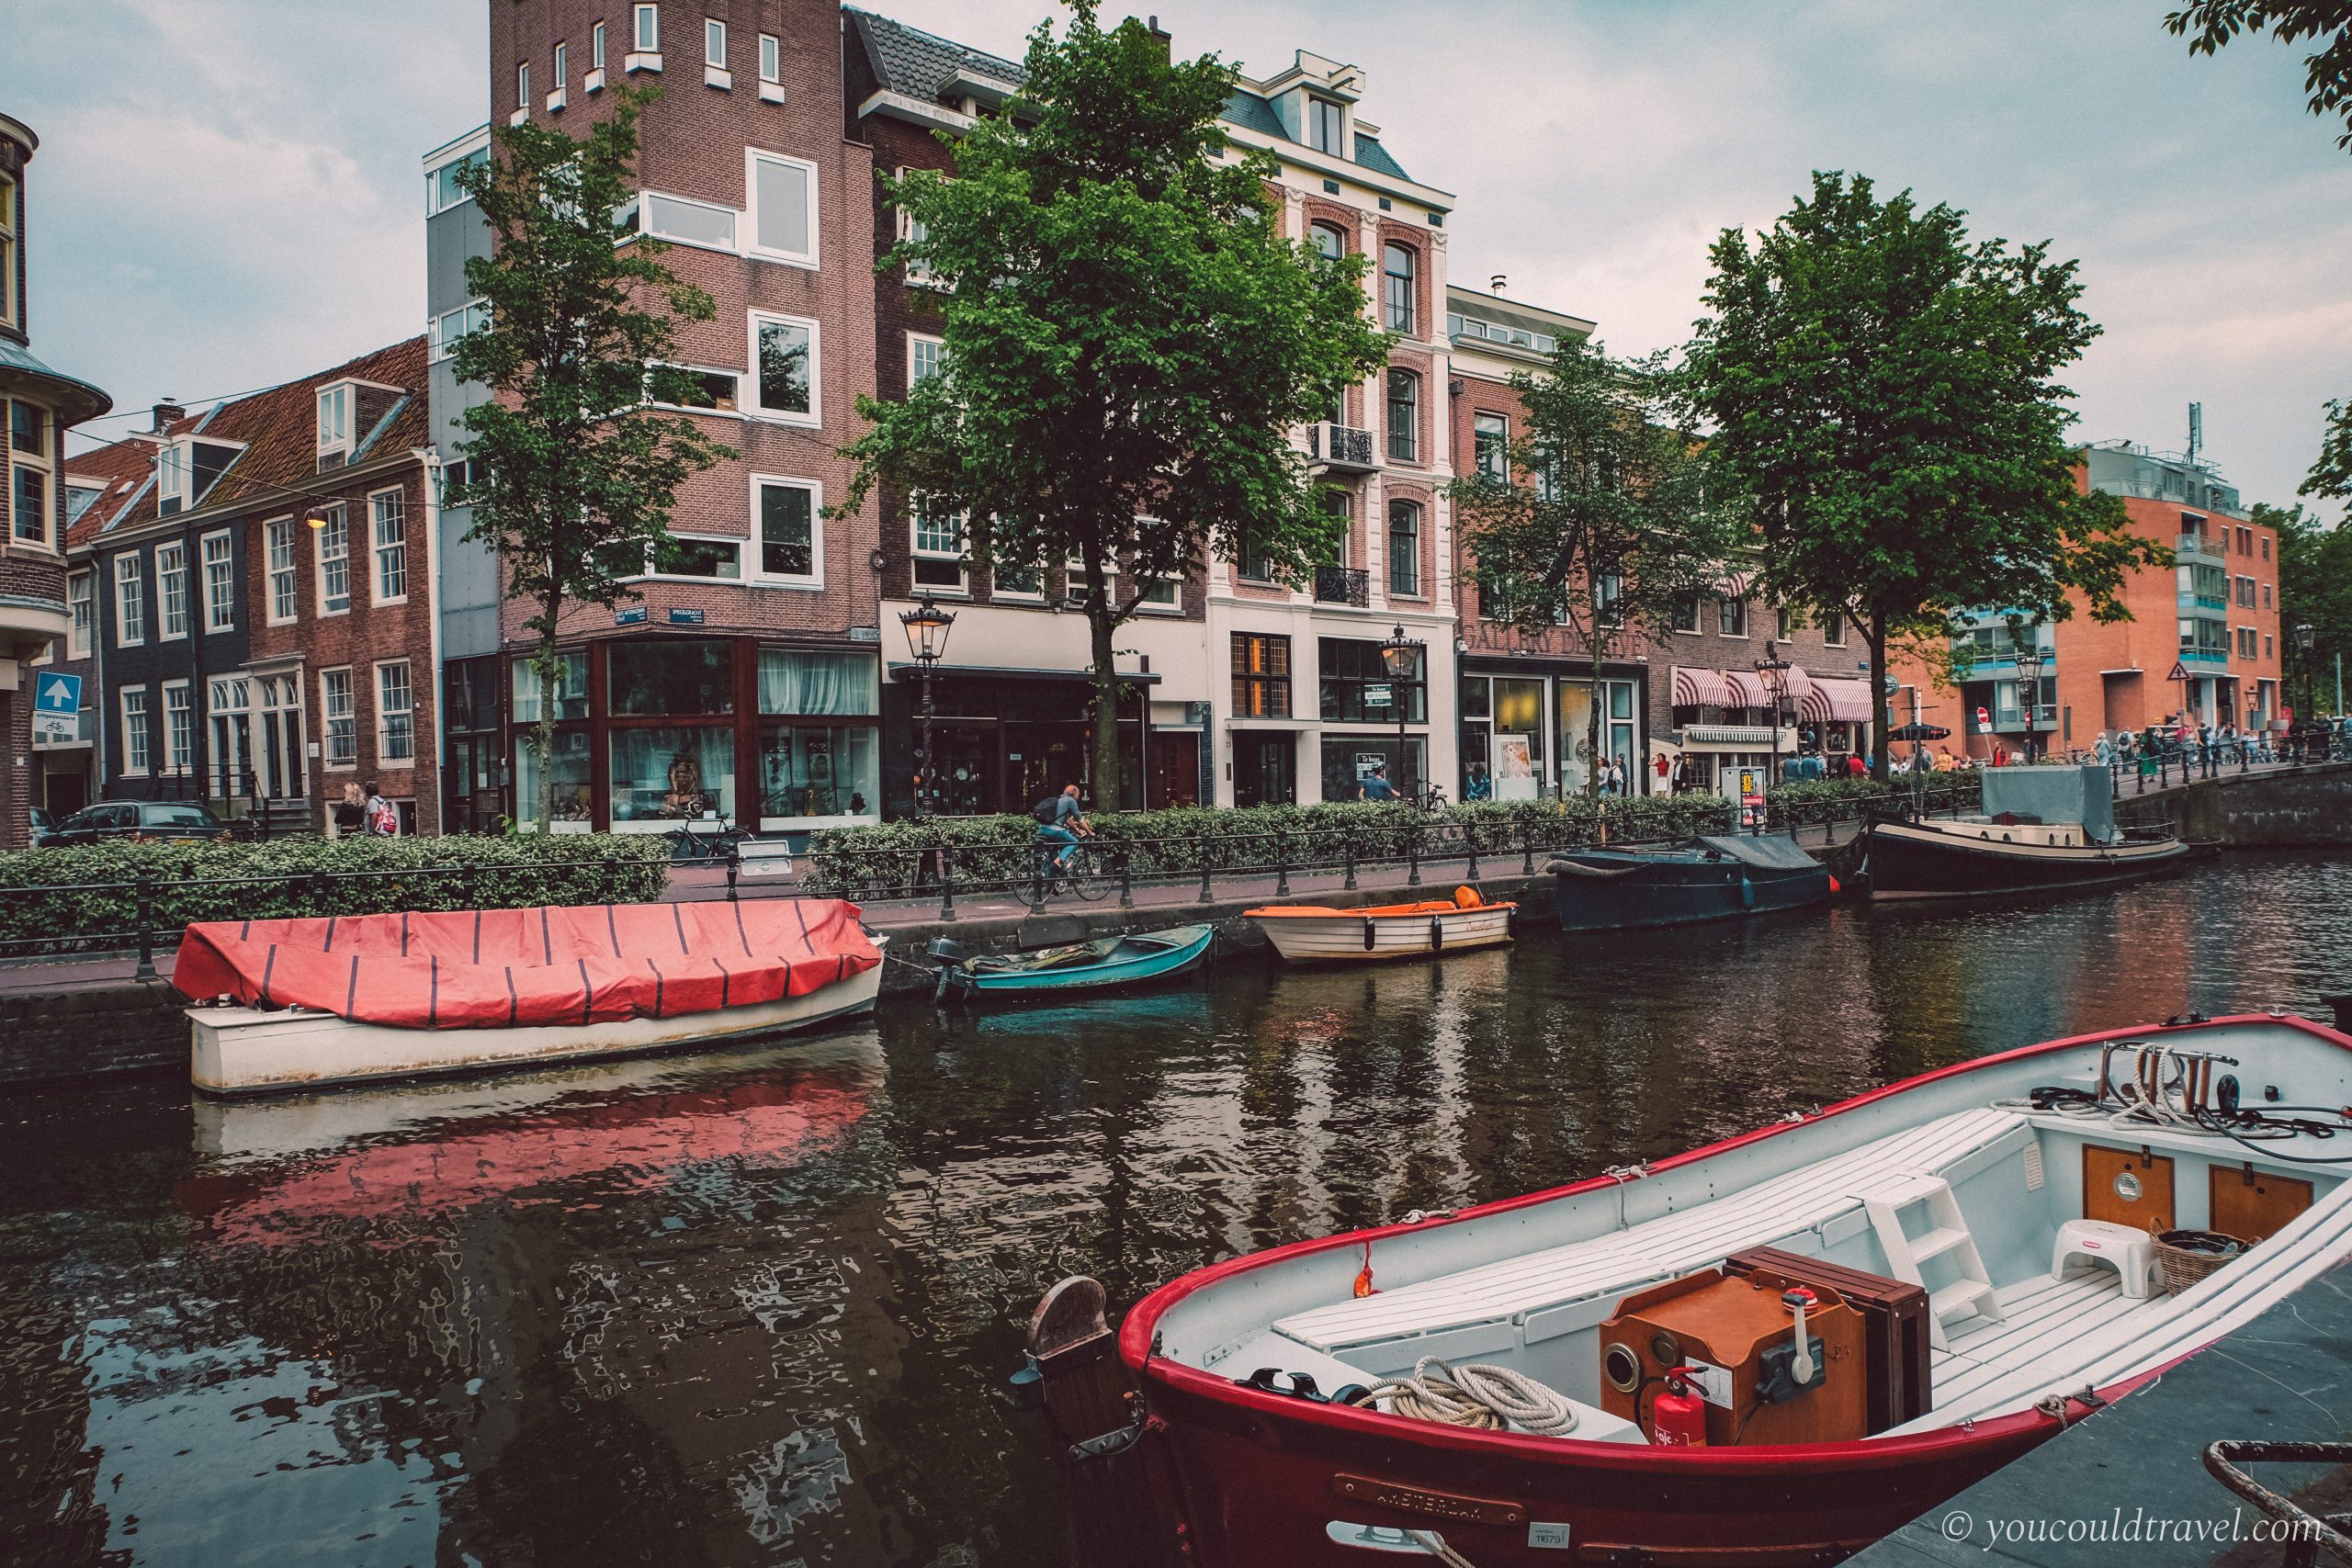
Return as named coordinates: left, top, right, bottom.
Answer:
left=2114, top=760, right=2352, bottom=846
left=0, top=979, right=190, bottom=1090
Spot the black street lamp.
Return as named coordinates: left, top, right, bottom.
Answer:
left=1381, top=623, right=1423, bottom=799
left=2011, top=638, right=2046, bottom=765
left=899, top=596, right=956, bottom=819
left=1755, top=649, right=1792, bottom=833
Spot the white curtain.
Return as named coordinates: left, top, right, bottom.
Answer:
left=759, top=649, right=876, bottom=716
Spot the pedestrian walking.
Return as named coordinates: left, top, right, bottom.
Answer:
left=363, top=781, right=400, bottom=837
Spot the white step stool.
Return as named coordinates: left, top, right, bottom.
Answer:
left=2051, top=1219, right=2158, bottom=1299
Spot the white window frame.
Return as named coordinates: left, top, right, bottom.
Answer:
left=155, top=540, right=189, bottom=642
left=648, top=362, right=742, bottom=415
left=201, top=528, right=235, bottom=632
left=516, top=61, right=530, bottom=114
left=910, top=501, right=969, bottom=595
left=638, top=189, right=739, bottom=254
left=369, top=487, right=409, bottom=605
left=745, top=310, right=820, bottom=425
left=431, top=299, right=491, bottom=362
left=759, top=32, right=781, bottom=85
left=315, top=503, right=351, bottom=616
left=114, top=552, right=147, bottom=647
left=155, top=440, right=188, bottom=513
left=1823, top=612, right=1846, bottom=648
left=375, top=660, right=415, bottom=763
left=989, top=525, right=1048, bottom=602
left=67, top=569, right=93, bottom=659
left=264, top=516, right=298, bottom=626
left=630, top=531, right=745, bottom=583
left=593, top=21, right=605, bottom=70
left=316, top=383, right=351, bottom=461
left=705, top=17, right=727, bottom=66
left=743, top=148, right=819, bottom=268
left=1717, top=596, right=1748, bottom=638
left=750, top=473, right=824, bottom=589
left=119, top=686, right=153, bottom=776
left=908, top=333, right=944, bottom=387
left=322, top=666, right=357, bottom=770
left=161, top=679, right=194, bottom=775
left=554, top=40, right=566, bottom=85
left=632, top=3, right=661, bottom=57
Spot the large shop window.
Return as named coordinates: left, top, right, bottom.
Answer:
left=758, top=649, right=879, bottom=823
left=512, top=650, right=590, bottom=722
left=1319, top=637, right=1425, bottom=724
left=516, top=730, right=595, bottom=829
left=611, top=727, right=735, bottom=826
left=610, top=637, right=734, bottom=716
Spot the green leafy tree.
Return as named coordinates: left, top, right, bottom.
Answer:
left=2164, top=4, right=2352, bottom=507
left=449, top=86, right=733, bottom=833
left=2264, top=501, right=2352, bottom=716
left=834, top=2, right=1392, bottom=805
left=1449, top=338, right=1742, bottom=801
left=1680, top=172, right=2163, bottom=780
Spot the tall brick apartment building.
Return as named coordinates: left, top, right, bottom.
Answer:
left=1892, top=441, right=2283, bottom=760
left=1, top=111, right=114, bottom=849
left=62, top=342, right=443, bottom=834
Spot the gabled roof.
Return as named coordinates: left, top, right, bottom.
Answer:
left=847, top=7, right=1026, bottom=103
left=63, top=337, right=428, bottom=553
left=847, top=7, right=1418, bottom=185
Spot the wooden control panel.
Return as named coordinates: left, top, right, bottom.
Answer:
left=1600, top=1268, right=1868, bottom=1447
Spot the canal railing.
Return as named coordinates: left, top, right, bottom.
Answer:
left=781, top=787, right=1978, bottom=922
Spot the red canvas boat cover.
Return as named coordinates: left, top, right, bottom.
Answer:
left=173, top=901, right=879, bottom=1031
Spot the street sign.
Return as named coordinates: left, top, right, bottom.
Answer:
left=614, top=606, right=648, bottom=626
left=2165, top=660, right=2189, bottom=682
left=32, top=672, right=80, bottom=744
left=33, top=672, right=79, bottom=715
left=668, top=607, right=706, bottom=626
left=1975, top=705, right=1990, bottom=728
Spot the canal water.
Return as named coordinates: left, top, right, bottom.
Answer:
left=3, top=852, right=2347, bottom=1567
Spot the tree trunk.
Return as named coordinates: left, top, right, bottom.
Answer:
left=1586, top=611, right=1606, bottom=809
left=531, top=586, right=562, bottom=835
left=1866, top=611, right=1891, bottom=784
left=1082, top=551, right=1123, bottom=814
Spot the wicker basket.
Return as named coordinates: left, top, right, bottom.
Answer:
left=2153, top=1230, right=2249, bottom=1293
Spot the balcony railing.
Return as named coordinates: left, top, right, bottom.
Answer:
left=2176, top=532, right=2224, bottom=561
left=1313, top=565, right=1370, bottom=607
left=1307, top=423, right=1377, bottom=473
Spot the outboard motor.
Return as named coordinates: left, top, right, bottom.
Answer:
left=927, top=936, right=968, bottom=1003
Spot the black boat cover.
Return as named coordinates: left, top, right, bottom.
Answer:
left=1695, top=834, right=1820, bottom=872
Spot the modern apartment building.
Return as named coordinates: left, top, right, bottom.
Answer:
left=1892, top=441, right=2282, bottom=760
left=1, top=111, right=114, bottom=848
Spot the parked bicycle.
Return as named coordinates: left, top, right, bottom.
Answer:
left=667, top=809, right=754, bottom=863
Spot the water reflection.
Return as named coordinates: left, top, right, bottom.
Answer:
left=0, top=852, right=2346, bottom=1566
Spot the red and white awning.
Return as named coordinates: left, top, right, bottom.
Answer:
left=1672, top=666, right=1738, bottom=707
left=1799, top=675, right=1875, bottom=724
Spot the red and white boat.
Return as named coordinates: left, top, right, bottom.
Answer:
left=1026, top=1014, right=2352, bottom=1565
left=173, top=900, right=884, bottom=1095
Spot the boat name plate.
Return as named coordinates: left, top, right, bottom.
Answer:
left=1330, top=1473, right=1526, bottom=1527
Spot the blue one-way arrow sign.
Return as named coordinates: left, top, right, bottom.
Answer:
left=34, top=672, right=80, bottom=714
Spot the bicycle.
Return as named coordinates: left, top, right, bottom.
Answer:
left=1033, top=838, right=1115, bottom=901
left=667, top=808, right=754, bottom=863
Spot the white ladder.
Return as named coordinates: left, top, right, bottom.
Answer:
left=1857, top=1174, right=2004, bottom=1350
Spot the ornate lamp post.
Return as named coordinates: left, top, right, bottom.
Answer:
left=1755, top=649, right=1792, bottom=833
left=2010, top=637, right=2046, bottom=765
left=1381, top=623, right=1423, bottom=799
left=899, top=596, right=956, bottom=819
left=2293, top=624, right=2315, bottom=755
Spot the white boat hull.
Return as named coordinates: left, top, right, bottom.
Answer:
left=1253, top=905, right=1515, bottom=964
left=189, top=961, right=884, bottom=1096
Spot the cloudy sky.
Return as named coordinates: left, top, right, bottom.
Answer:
left=15, top=1, right=2349, bottom=521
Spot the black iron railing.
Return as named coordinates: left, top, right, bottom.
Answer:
left=1313, top=565, right=1371, bottom=607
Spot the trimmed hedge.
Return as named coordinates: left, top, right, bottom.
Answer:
left=0, top=834, right=673, bottom=950
left=799, top=776, right=1984, bottom=899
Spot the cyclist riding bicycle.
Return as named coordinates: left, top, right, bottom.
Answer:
left=1034, top=784, right=1091, bottom=882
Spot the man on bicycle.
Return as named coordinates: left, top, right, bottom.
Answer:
left=1035, top=784, right=1091, bottom=884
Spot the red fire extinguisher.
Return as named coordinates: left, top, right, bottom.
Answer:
left=1651, top=1367, right=1710, bottom=1448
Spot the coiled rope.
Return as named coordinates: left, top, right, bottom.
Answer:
left=1354, top=1356, right=1580, bottom=1437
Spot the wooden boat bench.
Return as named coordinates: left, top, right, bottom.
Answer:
left=1271, top=1107, right=2037, bottom=1376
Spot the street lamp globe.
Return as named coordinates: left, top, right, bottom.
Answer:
left=900, top=596, right=956, bottom=663
left=1379, top=624, right=1423, bottom=799
left=1380, top=623, right=1421, bottom=681
left=2011, top=639, right=2046, bottom=763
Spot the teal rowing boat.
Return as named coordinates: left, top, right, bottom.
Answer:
left=931, top=924, right=1216, bottom=1004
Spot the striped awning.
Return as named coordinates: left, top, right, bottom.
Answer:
left=1673, top=666, right=1738, bottom=707
left=1800, top=675, right=1875, bottom=724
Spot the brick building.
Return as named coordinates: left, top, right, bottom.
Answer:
left=464, top=0, right=887, bottom=839
left=64, top=341, right=442, bottom=833
left=1890, top=441, right=2282, bottom=761
left=1, top=111, right=114, bottom=849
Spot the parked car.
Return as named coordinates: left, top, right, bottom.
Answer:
left=36, top=800, right=240, bottom=847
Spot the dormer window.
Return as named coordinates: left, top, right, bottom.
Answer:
left=156, top=440, right=188, bottom=516
left=1306, top=96, right=1345, bottom=155
left=317, top=383, right=352, bottom=467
